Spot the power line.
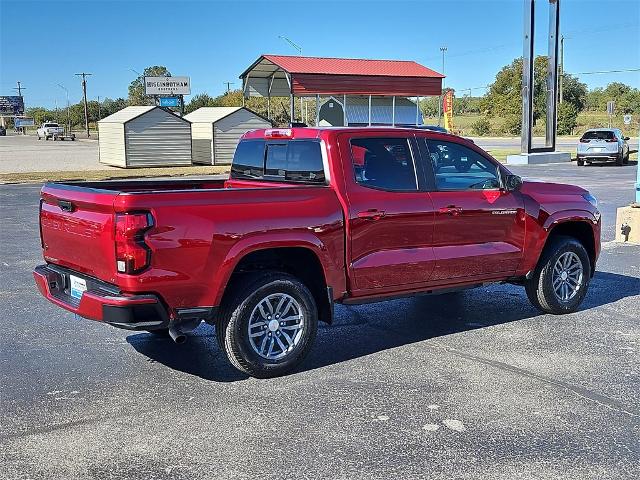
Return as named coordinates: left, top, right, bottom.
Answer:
left=567, top=68, right=640, bottom=75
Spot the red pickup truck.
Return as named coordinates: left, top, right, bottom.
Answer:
left=34, top=127, right=601, bottom=378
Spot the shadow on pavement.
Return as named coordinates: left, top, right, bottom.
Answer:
left=127, top=271, right=639, bottom=382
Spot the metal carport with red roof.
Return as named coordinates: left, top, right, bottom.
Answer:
left=240, top=54, right=444, bottom=127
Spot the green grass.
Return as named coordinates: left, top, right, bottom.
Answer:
left=426, top=112, right=639, bottom=137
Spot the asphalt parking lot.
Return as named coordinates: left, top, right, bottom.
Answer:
left=0, top=163, right=638, bottom=479
left=0, top=134, right=111, bottom=173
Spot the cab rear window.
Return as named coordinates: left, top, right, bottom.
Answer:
left=231, top=140, right=325, bottom=184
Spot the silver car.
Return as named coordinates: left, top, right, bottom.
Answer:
left=577, top=128, right=630, bottom=166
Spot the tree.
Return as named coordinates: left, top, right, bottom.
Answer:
left=185, top=93, right=217, bottom=114
left=586, top=82, right=639, bottom=113
left=471, top=117, right=491, bottom=136
left=557, top=102, right=578, bottom=135
left=101, top=97, right=128, bottom=118
left=482, top=56, right=587, bottom=124
left=128, top=66, right=171, bottom=105
left=560, top=74, right=587, bottom=111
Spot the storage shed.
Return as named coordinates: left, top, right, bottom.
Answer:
left=318, top=96, right=423, bottom=127
left=184, top=107, right=271, bottom=165
left=98, top=106, right=191, bottom=167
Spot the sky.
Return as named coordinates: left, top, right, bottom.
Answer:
left=1, top=0, right=639, bottom=109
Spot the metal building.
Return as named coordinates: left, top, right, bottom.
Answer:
left=318, top=96, right=423, bottom=127
left=184, top=107, right=271, bottom=165
left=240, top=55, right=443, bottom=126
left=98, top=106, right=191, bottom=168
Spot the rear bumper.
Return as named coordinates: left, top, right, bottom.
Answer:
left=33, top=264, right=169, bottom=330
left=577, top=152, right=618, bottom=162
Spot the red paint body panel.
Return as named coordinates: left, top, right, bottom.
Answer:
left=35, top=127, right=601, bottom=324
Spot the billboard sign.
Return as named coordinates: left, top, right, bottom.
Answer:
left=14, top=117, right=35, bottom=128
left=144, top=76, right=190, bottom=95
left=0, top=96, right=25, bottom=115
left=159, top=97, right=180, bottom=107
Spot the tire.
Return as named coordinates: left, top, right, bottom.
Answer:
left=216, top=271, right=318, bottom=378
left=577, top=158, right=584, bottom=166
left=615, top=152, right=623, bottom=166
left=525, top=235, right=591, bottom=314
left=623, top=150, right=629, bottom=164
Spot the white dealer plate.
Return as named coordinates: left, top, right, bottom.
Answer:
left=69, top=275, right=87, bottom=300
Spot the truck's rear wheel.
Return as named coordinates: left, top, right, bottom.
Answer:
left=216, top=272, right=318, bottom=378
left=525, top=236, right=591, bottom=314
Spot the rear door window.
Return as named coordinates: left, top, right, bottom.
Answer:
left=349, top=137, right=418, bottom=191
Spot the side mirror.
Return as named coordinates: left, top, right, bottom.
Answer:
left=504, top=174, right=523, bottom=192
left=624, top=136, right=630, bottom=141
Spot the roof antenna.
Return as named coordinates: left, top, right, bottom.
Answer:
left=278, top=35, right=302, bottom=55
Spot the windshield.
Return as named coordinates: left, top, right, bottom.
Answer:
left=44, top=123, right=59, bottom=128
left=581, top=130, right=615, bottom=140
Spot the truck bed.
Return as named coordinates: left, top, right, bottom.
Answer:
left=39, top=178, right=346, bottom=310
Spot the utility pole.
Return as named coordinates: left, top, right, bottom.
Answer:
left=438, top=46, right=447, bottom=126
left=13, top=82, right=26, bottom=134
left=14, top=81, right=25, bottom=97
left=559, top=35, right=564, bottom=103
left=223, top=82, right=234, bottom=94
left=97, top=95, right=101, bottom=120
left=75, top=72, right=92, bottom=137
left=57, top=84, right=71, bottom=133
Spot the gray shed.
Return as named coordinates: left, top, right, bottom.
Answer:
left=98, top=106, right=192, bottom=167
left=184, top=107, right=271, bottom=165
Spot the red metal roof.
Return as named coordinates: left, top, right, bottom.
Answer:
left=261, top=55, right=444, bottom=78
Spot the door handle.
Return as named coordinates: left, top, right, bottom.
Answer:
left=357, top=209, right=386, bottom=221
left=439, top=205, right=463, bottom=216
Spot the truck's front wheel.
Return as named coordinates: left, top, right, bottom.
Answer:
left=525, top=236, right=591, bottom=314
left=216, top=272, right=318, bottom=378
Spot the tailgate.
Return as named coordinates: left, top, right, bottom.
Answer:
left=40, top=184, right=119, bottom=281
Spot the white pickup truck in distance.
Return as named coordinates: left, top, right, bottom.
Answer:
left=37, top=122, right=74, bottom=141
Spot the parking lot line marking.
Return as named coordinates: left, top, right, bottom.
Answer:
left=431, top=342, right=639, bottom=419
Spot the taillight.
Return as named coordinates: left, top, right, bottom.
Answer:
left=265, top=128, right=293, bottom=139
left=115, top=212, right=153, bottom=274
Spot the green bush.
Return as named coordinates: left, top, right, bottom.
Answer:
left=470, top=117, right=491, bottom=136
left=557, top=102, right=578, bottom=135
left=502, top=115, right=521, bottom=135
